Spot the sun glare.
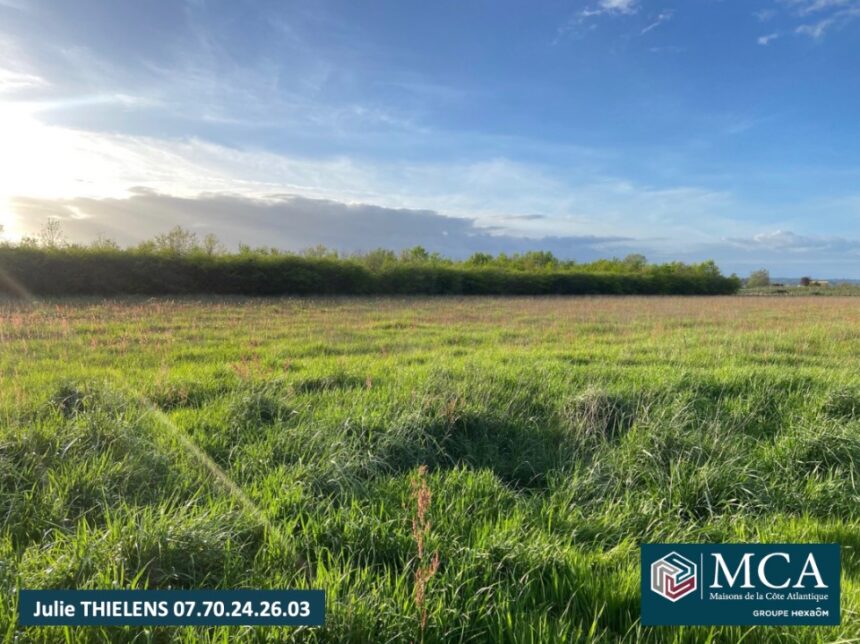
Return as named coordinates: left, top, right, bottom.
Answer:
left=0, top=102, right=101, bottom=200
left=0, top=99, right=150, bottom=239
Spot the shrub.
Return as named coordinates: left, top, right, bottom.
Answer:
left=0, top=246, right=741, bottom=297
left=746, top=269, right=770, bottom=288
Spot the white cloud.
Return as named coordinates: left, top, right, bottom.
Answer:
left=597, top=0, right=639, bottom=14
left=757, top=33, right=780, bottom=45
left=796, top=16, right=838, bottom=37
left=648, top=45, right=684, bottom=54
left=755, top=9, right=778, bottom=21
left=580, top=0, right=638, bottom=18
left=0, top=96, right=746, bottom=247
left=556, top=0, right=640, bottom=42
left=0, top=67, right=45, bottom=92
left=796, top=0, right=856, bottom=15
left=726, top=229, right=860, bottom=253
left=641, top=10, right=673, bottom=34
left=17, top=193, right=860, bottom=276
left=773, top=0, right=860, bottom=39
left=8, top=191, right=638, bottom=259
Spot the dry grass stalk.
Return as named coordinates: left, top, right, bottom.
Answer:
left=411, top=465, right=440, bottom=640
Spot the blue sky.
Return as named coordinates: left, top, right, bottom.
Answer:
left=1, top=0, right=860, bottom=276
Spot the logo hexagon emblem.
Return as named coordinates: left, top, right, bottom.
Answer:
left=650, top=552, right=697, bottom=602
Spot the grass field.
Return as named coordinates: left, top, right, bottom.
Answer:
left=742, top=285, right=860, bottom=297
left=2, top=296, right=859, bottom=643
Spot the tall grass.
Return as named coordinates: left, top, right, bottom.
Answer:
left=1, top=296, right=859, bottom=642
left=411, top=465, right=440, bottom=641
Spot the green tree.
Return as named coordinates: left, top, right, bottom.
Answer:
left=90, top=234, right=120, bottom=251
left=623, top=253, right=648, bottom=271
left=521, top=251, right=559, bottom=271
left=466, top=252, right=494, bottom=266
left=400, top=246, right=430, bottom=263
left=201, top=233, right=225, bottom=256
left=302, top=244, right=338, bottom=259
left=359, top=248, right=398, bottom=271
left=152, top=226, right=199, bottom=256
left=39, top=217, right=66, bottom=249
left=747, top=269, right=770, bottom=288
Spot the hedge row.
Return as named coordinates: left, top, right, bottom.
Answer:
left=0, top=248, right=741, bottom=297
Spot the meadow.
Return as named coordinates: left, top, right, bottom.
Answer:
left=1, top=295, right=859, bottom=643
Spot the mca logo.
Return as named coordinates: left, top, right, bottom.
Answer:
left=651, top=552, right=697, bottom=602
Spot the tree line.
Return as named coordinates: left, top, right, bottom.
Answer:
left=0, top=221, right=741, bottom=297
